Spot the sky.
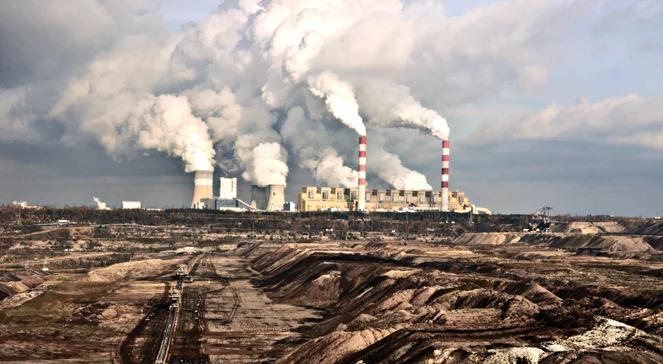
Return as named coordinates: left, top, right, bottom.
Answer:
left=0, top=0, right=662, bottom=216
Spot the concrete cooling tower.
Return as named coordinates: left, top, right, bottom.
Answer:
left=192, top=170, right=214, bottom=208
left=266, top=185, right=285, bottom=212
left=251, top=184, right=285, bottom=212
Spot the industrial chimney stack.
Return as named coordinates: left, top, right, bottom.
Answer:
left=441, top=138, right=450, bottom=212
left=192, top=170, right=214, bottom=208
left=358, top=136, right=367, bottom=212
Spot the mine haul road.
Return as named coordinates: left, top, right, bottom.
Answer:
left=154, top=254, right=205, bottom=364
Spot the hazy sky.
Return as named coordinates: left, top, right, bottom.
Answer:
left=0, top=0, right=662, bottom=216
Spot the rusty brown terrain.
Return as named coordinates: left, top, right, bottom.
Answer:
left=0, top=208, right=661, bottom=363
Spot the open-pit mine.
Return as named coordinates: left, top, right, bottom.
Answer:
left=0, top=208, right=661, bottom=363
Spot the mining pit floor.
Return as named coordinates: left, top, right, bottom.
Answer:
left=0, top=214, right=662, bottom=363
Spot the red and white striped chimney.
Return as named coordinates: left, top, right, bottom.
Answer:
left=358, top=135, right=367, bottom=212
left=441, top=138, right=450, bottom=212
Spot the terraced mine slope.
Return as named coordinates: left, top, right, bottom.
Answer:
left=0, top=209, right=661, bottom=363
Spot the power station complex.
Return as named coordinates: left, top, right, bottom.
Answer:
left=188, top=136, right=491, bottom=214
left=297, top=187, right=486, bottom=213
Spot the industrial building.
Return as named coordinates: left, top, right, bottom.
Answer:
left=199, top=177, right=251, bottom=211
left=297, top=186, right=490, bottom=214
left=193, top=175, right=288, bottom=212
left=188, top=133, right=492, bottom=214
left=122, top=201, right=142, bottom=209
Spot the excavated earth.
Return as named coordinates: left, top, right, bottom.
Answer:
left=0, top=210, right=661, bottom=363
left=244, top=239, right=662, bottom=363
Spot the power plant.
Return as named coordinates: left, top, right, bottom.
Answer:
left=187, top=133, right=486, bottom=214
left=192, top=170, right=214, bottom=208
left=297, top=186, right=490, bottom=214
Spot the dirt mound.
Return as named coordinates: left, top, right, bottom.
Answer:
left=539, top=317, right=663, bottom=362
left=553, top=221, right=626, bottom=234
left=455, top=232, right=658, bottom=255
left=279, top=327, right=398, bottom=364
left=622, top=219, right=663, bottom=235
left=547, top=234, right=654, bottom=253
left=87, top=258, right=183, bottom=283
left=453, top=233, right=523, bottom=246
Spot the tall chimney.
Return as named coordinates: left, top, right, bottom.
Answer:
left=441, top=138, right=450, bottom=212
left=358, top=136, right=367, bottom=212
left=192, top=170, right=214, bottom=208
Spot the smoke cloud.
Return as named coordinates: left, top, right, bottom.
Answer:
left=357, top=79, right=449, bottom=139
left=308, top=72, right=366, bottom=136
left=127, top=95, right=214, bottom=172
left=370, top=137, right=433, bottom=191
left=2, top=0, right=497, bottom=191
left=281, top=106, right=357, bottom=188
left=238, top=141, right=289, bottom=186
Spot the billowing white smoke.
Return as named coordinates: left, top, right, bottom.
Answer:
left=308, top=72, right=367, bottom=136
left=371, top=143, right=432, bottom=191
left=357, top=79, right=450, bottom=139
left=312, top=150, right=358, bottom=187
left=127, top=95, right=214, bottom=172
left=5, top=0, right=476, bottom=191
left=281, top=106, right=357, bottom=187
left=187, top=88, right=242, bottom=142
left=44, top=27, right=216, bottom=173
left=186, top=87, right=289, bottom=186
left=238, top=141, right=288, bottom=186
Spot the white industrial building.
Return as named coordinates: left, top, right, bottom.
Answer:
left=219, top=177, right=237, bottom=200
left=199, top=177, right=251, bottom=211
left=122, top=201, right=142, bottom=210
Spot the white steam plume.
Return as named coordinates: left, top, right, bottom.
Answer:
left=372, top=144, right=432, bottom=190
left=127, top=95, right=214, bottom=172
left=9, top=0, right=555, bottom=192
left=308, top=72, right=366, bottom=136
left=281, top=106, right=357, bottom=187
left=238, top=141, right=289, bottom=186
left=187, top=87, right=289, bottom=186
left=311, top=150, right=358, bottom=187
left=357, top=79, right=449, bottom=139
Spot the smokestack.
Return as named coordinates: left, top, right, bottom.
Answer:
left=358, top=136, right=367, bottom=211
left=192, top=170, right=214, bottom=208
left=441, top=139, right=450, bottom=212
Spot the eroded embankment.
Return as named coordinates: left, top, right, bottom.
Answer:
left=453, top=232, right=663, bottom=257
left=243, top=242, right=663, bottom=364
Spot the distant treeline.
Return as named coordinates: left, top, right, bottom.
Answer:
left=0, top=206, right=653, bottom=235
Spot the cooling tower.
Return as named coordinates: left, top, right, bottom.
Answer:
left=266, top=185, right=285, bottom=212
left=441, top=138, right=450, bottom=212
left=357, top=136, right=367, bottom=212
left=251, top=184, right=285, bottom=211
left=192, top=170, right=214, bottom=208
left=250, top=185, right=268, bottom=210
